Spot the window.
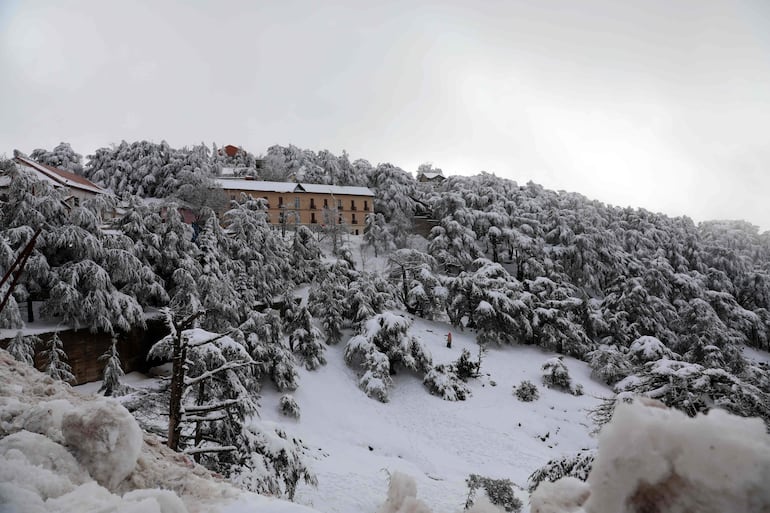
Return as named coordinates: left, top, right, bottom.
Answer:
left=364, top=200, right=369, bottom=210
left=337, top=199, right=343, bottom=210
left=74, top=197, right=80, bottom=207
left=310, top=198, right=316, bottom=209
left=351, top=199, right=356, bottom=210
left=279, top=196, right=284, bottom=207
left=352, top=214, right=357, bottom=224
left=355, top=229, right=359, bottom=235
left=294, top=196, right=300, bottom=209
left=338, top=215, right=343, bottom=225
left=323, top=198, right=328, bottom=208
left=311, top=212, right=317, bottom=223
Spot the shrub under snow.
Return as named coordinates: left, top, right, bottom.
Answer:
left=423, top=364, right=471, bottom=401
left=541, top=357, right=571, bottom=391
left=376, top=471, right=506, bottom=513
left=513, top=380, right=539, bottom=402
left=465, top=474, right=522, bottom=512
left=279, top=394, right=301, bottom=419
left=527, top=451, right=595, bottom=493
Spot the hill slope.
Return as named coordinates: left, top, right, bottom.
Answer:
left=257, top=317, right=609, bottom=512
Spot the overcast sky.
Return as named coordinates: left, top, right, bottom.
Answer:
left=1, top=0, right=769, bottom=229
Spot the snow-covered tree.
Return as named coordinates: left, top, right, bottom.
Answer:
left=29, top=142, right=84, bottom=175
left=6, top=331, right=38, bottom=365
left=628, top=335, right=677, bottom=364
left=308, top=263, right=349, bottom=345
left=387, top=249, right=445, bottom=319
left=514, top=380, right=540, bottom=402
left=231, top=423, right=317, bottom=500
left=541, top=356, right=571, bottom=391
left=98, top=339, right=125, bottom=396
left=527, top=451, right=595, bottom=492
left=236, top=309, right=299, bottom=392
left=363, top=212, right=394, bottom=258
left=423, top=364, right=471, bottom=401
left=286, top=306, right=326, bottom=370
left=289, top=225, right=321, bottom=284
left=465, top=474, right=522, bottom=513
left=345, top=312, right=432, bottom=402
left=368, top=163, right=419, bottom=247
left=428, top=218, right=482, bottom=273
left=279, top=394, right=300, bottom=419
left=587, top=345, right=632, bottom=385
left=40, top=332, right=75, bottom=383
left=599, top=359, right=770, bottom=428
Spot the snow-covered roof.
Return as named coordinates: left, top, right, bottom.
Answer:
left=13, top=155, right=107, bottom=195
left=298, top=183, right=374, bottom=197
left=215, top=179, right=374, bottom=197
left=418, top=172, right=444, bottom=181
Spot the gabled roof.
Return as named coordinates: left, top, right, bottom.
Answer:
left=215, top=179, right=374, bottom=197
left=13, top=155, right=106, bottom=195
left=418, top=172, right=445, bottom=181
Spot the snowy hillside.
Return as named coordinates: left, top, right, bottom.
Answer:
left=72, top=318, right=608, bottom=513
left=259, top=321, right=607, bottom=512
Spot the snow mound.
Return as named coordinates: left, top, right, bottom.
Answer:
left=532, top=399, right=770, bottom=513
left=375, top=471, right=504, bottom=513
left=61, top=401, right=143, bottom=489
left=530, top=477, right=589, bottom=513
left=0, top=350, right=316, bottom=513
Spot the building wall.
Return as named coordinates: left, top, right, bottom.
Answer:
left=221, top=189, right=374, bottom=234
left=0, top=319, right=169, bottom=385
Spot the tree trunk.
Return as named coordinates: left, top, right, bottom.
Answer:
left=167, top=330, right=186, bottom=451
left=27, top=299, right=34, bottom=323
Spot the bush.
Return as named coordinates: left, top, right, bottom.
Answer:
left=541, top=357, right=571, bottom=390
left=454, top=348, right=480, bottom=381
left=465, top=474, right=522, bottom=512
left=587, top=345, right=632, bottom=385
left=279, top=394, right=300, bottom=419
left=571, top=383, right=584, bottom=396
left=423, top=364, right=470, bottom=401
left=514, top=380, right=539, bottom=402
left=527, top=451, right=595, bottom=493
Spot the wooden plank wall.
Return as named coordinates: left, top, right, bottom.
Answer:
left=0, top=319, right=169, bottom=385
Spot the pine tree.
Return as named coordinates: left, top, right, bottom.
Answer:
left=41, top=332, right=75, bottom=383
left=308, top=263, right=349, bottom=344
left=7, top=331, right=38, bottom=365
left=287, top=306, right=326, bottom=370
left=587, top=344, right=632, bottom=385
left=98, top=339, right=125, bottom=396
left=345, top=312, right=432, bottom=402
left=541, top=356, right=571, bottom=391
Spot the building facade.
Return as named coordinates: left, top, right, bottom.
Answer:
left=215, top=179, right=374, bottom=235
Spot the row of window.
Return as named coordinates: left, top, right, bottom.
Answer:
left=277, top=197, right=368, bottom=211
left=279, top=212, right=360, bottom=224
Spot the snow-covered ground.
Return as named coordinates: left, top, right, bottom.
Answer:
left=67, top=315, right=608, bottom=513
left=255, top=317, right=609, bottom=512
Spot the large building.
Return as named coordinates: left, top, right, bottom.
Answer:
left=215, top=178, right=374, bottom=235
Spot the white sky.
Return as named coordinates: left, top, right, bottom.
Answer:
left=1, top=0, right=769, bottom=230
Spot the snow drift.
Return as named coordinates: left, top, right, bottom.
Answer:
left=530, top=398, right=770, bottom=513
left=0, top=349, right=313, bottom=513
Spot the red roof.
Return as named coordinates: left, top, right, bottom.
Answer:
left=223, top=145, right=240, bottom=157
left=14, top=155, right=106, bottom=195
